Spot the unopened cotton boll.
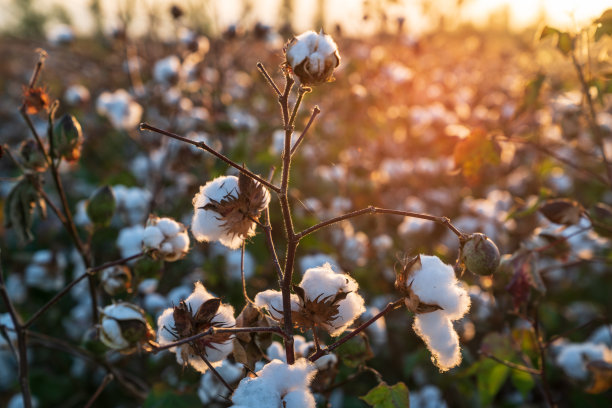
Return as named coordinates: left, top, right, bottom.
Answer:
left=230, top=358, right=317, bottom=408
left=285, top=30, right=340, bottom=85
left=143, top=216, right=190, bottom=261
left=99, top=303, right=154, bottom=353
left=157, top=282, right=235, bottom=373
left=191, top=174, right=271, bottom=249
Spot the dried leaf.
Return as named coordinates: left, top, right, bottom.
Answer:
left=539, top=199, right=584, bottom=225
left=586, top=360, right=612, bottom=394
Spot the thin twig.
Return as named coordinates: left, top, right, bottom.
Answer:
left=139, top=122, right=280, bottom=193
left=150, top=326, right=287, bottom=354
left=195, top=346, right=234, bottom=394
left=256, top=62, right=282, bottom=96
left=480, top=351, right=542, bottom=375
left=570, top=51, right=612, bottom=186
left=296, top=206, right=464, bottom=239
left=0, top=250, right=32, bottom=408
left=240, top=243, right=253, bottom=304
left=533, top=308, right=556, bottom=408
left=23, top=252, right=145, bottom=328
left=262, top=207, right=283, bottom=281
left=83, top=373, right=114, bottom=408
left=309, top=299, right=404, bottom=362
left=290, top=106, right=320, bottom=156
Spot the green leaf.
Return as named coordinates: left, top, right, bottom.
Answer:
left=477, top=360, right=510, bottom=406
left=557, top=32, right=573, bottom=55
left=594, top=9, right=612, bottom=41
left=539, top=25, right=560, bottom=40
left=360, top=382, right=410, bottom=408
left=511, top=369, right=536, bottom=397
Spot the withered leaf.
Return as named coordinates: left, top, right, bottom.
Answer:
left=194, top=298, right=221, bottom=324
left=539, top=199, right=584, bottom=226
left=586, top=360, right=612, bottom=394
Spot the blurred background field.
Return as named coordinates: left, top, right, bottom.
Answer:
left=1, top=0, right=612, bottom=407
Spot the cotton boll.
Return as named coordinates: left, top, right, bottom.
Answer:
left=555, top=342, right=612, bottom=381
left=96, top=90, right=143, bottom=131
left=192, top=175, right=270, bottom=250
left=413, top=311, right=462, bottom=372
left=143, top=225, right=164, bottom=248
left=230, top=359, right=317, bottom=408
left=153, top=55, right=181, bottom=85
left=157, top=282, right=235, bottom=373
left=409, top=256, right=470, bottom=320
left=142, top=216, right=190, bottom=262
left=300, top=264, right=357, bottom=300
left=64, top=84, right=90, bottom=106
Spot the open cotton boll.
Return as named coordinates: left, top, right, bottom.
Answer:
left=142, top=216, right=190, bottom=262
left=254, top=290, right=300, bottom=320
left=192, top=174, right=270, bottom=250
left=294, top=264, right=365, bottom=337
left=285, top=30, right=340, bottom=85
left=230, top=359, right=317, bottom=408
left=96, top=90, right=142, bottom=131
left=409, top=256, right=471, bottom=320
left=555, top=342, right=612, bottom=381
left=153, top=55, right=181, bottom=85
left=413, top=311, right=462, bottom=372
left=401, top=255, right=470, bottom=371
left=157, top=282, right=235, bottom=373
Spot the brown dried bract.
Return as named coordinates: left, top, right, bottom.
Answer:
left=23, top=86, right=50, bottom=115
left=289, top=285, right=350, bottom=331
left=170, top=299, right=232, bottom=352
left=203, top=173, right=269, bottom=239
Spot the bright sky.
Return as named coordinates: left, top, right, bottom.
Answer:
left=0, top=0, right=609, bottom=36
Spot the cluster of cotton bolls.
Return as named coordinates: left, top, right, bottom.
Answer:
left=402, top=255, right=471, bottom=371
left=96, top=89, right=143, bottom=131
left=156, top=282, right=236, bottom=373
left=255, top=263, right=365, bottom=337
left=24, top=250, right=67, bottom=292
left=230, top=358, right=318, bottom=408
left=142, top=216, right=190, bottom=262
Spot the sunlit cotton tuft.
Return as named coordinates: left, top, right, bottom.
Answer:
left=191, top=174, right=271, bottom=250
left=143, top=216, right=190, bottom=261
left=285, top=30, right=340, bottom=85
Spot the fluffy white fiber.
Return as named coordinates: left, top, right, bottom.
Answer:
left=96, top=89, right=143, bottom=131
left=300, top=263, right=365, bottom=336
left=230, top=358, right=317, bottom=408
left=143, top=216, right=190, bottom=261
left=409, top=255, right=470, bottom=371
left=157, top=282, right=235, bottom=373
left=198, top=359, right=244, bottom=404
left=116, top=225, right=145, bottom=259
left=555, top=342, right=612, bottom=380
left=99, top=303, right=147, bottom=350
left=192, top=175, right=269, bottom=249
left=254, top=290, right=300, bottom=320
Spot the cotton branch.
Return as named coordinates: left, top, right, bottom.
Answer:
left=290, top=106, right=321, bottom=156
left=23, top=252, right=145, bottom=328
left=139, top=122, right=280, bottom=193
left=149, top=326, right=288, bottom=354
left=0, top=250, right=32, bottom=408
left=309, top=299, right=404, bottom=363
left=296, top=206, right=465, bottom=239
